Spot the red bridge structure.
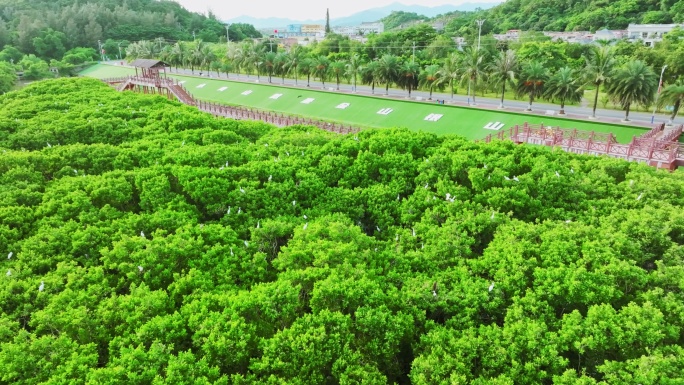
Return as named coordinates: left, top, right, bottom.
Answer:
left=102, top=60, right=360, bottom=135
left=482, top=122, right=684, bottom=171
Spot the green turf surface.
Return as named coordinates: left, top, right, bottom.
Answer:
left=81, top=64, right=649, bottom=142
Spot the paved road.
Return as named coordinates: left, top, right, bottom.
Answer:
left=110, top=62, right=677, bottom=127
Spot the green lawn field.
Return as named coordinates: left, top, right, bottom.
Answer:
left=80, top=64, right=649, bottom=142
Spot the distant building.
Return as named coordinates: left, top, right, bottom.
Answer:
left=627, top=23, right=683, bottom=47
left=493, top=30, right=521, bottom=41
left=281, top=24, right=326, bottom=38
left=332, top=22, right=384, bottom=36
left=431, top=21, right=445, bottom=32
left=357, top=22, right=384, bottom=35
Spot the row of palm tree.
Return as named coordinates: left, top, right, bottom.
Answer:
left=128, top=40, right=684, bottom=122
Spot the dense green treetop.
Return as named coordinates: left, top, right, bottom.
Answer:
left=381, top=11, right=430, bottom=31
left=1, top=78, right=684, bottom=384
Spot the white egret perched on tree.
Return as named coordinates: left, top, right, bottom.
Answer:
left=303, top=214, right=308, bottom=219
left=7, top=252, right=12, bottom=259
left=39, top=281, right=44, bottom=292
left=504, top=176, right=510, bottom=181
left=555, top=171, right=560, bottom=177
left=46, top=142, right=52, bottom=148
left=268, top=175, right=272, bottom=182
left=230, top=247, right=234, bottom=256
left=292, top=200, right=296, bottom=207
left=138, top=266, right=143, bottom=272
left=238, top=207, right=242, bottom=214
left=227, top=206, right=231, bottom=215
left=637, top=193, right=643, bottom=200
left=6, top=270, right=10, bottom=277
left=488, top=283, right=495, bottom=292
left=513, top=176, right=519, bottom=182
left=256, top=221, right=260, bottom=229
left=239, top=186, right=245, bottom=194
left=303, top=222, right=308, bottom=230
left=140, top=231, right=145, bottom=238
left=244, top=240, right=249, bottom=247
left=412, top=228, right=416, bottom=237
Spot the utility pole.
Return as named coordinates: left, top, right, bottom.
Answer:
left=476, top=19, right=485, bottom=51
left=98, top=40, right=104, bottom=62
left=652, top=64, right=668, bottom=124
left=469, top=19, right=485, bottom=106
left=412, top=41, right=416, bottom=64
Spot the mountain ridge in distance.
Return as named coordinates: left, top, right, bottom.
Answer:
left=224, top=1, right=502, bottom=29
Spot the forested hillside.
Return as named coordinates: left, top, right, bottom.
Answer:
left=484, top=0, right=684, bottom=32
left=2, top=78, right=684, bottom=384
left=0, top=0, right=226, bottom=55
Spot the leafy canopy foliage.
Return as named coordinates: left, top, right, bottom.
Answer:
left=1, top=78, right=684, bottom=384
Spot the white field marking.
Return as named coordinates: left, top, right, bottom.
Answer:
left=218, top=87, right=228, bottom=91
left=336, top=103, right=350, bottom=109
left=377, top=108, right=393, bottom=115
left=301, top=98, right=315, bottom=104
left=484, top=122, right=496, bottom=130
left=196, top=83, right=206, bottom=88
left=241, top=90, right=253, bottom=95
left=270, top=93, right=283, bottom=99
left=424, top=114, right=443, bottom=122
left=494, top=122, right=505, bottom=130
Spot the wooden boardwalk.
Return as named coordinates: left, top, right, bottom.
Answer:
left=483, top=122, right=684, bottom=170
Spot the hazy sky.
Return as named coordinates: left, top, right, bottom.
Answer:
left=174, top=0, right=480, bottom=20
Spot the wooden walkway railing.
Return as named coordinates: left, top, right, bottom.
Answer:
left=482, top=122, right=684, bottom=170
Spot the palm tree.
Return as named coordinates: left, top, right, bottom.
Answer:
left=299, top=57, right=314, bottom=87
left=439, top=52, right=461, bottom=99
left=419, top=64, right=442, bottom=100
left=275, top=52, right=288, bottom=84
left=459, top=47, right=484, bottom=105
left=397, top=62, right=420, bottom=98
left=584, top=46, right=615, bottom=119
left=313, top=56, right=330, bottom=87
left=200, top=44, right=216, bottom=75
left=225, top=42, right=241, bottom=78
left=286, top=46, right=305, bottom=85
left=659, top=80, right=684, bottom=124
left=345, top=53, right=363, bottom=92
left=168, top=42, right=186, bottom=72
left=376, top=54, right=401, bottom=95
left=544, top=67, right=584, bottom=115
left=329, top=61, right=346, bottom=90
left=516, top=61, right=549, bottom=111
left=262, top=52, right=277, bottom=83
left=606, top=60, right=657, bottom=121
left=489, top=50, right=518, bottom=108
left=188, top=40, right=207, bottom=74
left=210, top=60, right=222, bottom=77
left=360, top=61, right=379, bottom=94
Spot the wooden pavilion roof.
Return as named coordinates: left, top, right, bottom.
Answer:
left=129, top=59, right=169, bottom=69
